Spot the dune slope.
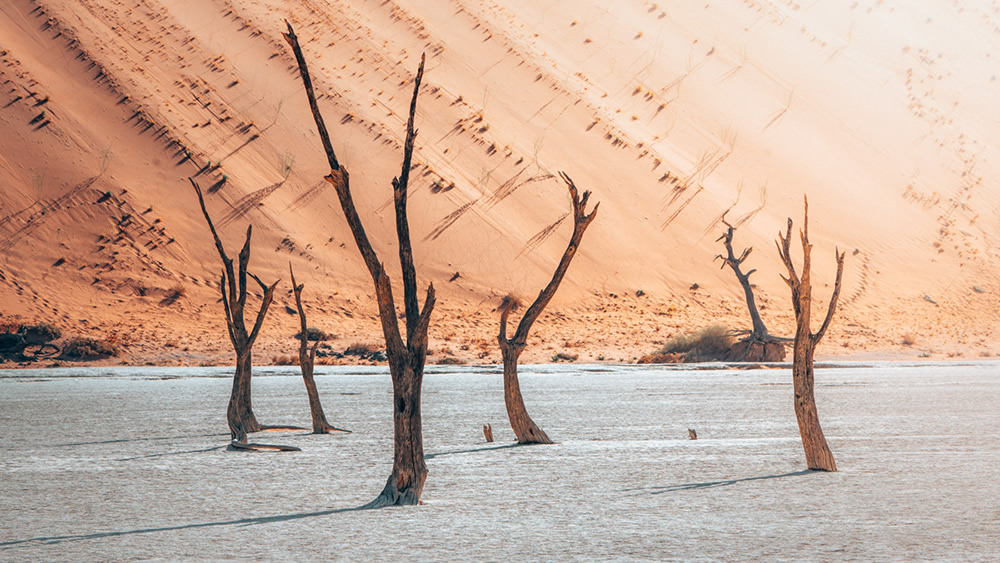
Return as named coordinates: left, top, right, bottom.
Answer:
left=2, top=0, right=999, bottom=363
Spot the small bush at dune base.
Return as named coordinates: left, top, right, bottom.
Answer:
left=21, top=323, right=62, bottom=344
left=272, top=354, right=299, bottom=366
left=294, top=327, right=328, bottom=341
left=638, top=325, right=734, bottom=363
left=62, top=337, right=118, bottom=359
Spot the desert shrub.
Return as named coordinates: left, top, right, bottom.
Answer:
left=62, top=337, right=118, bottom=359
left=901, top=333, right=916, bottom=346
left=271, top=354, right=299, bottom=366
left=21, top=323, right=61, bottom=344
left=343, top=343, right=386, bottom=362
left=435, top=357, right=464, bottom=365
left=344, top=343, right=377, bottom=357
left=551, top=352, right=578, bottom=362
left=642, top=325, right=734, bottom=363
left=294, top=327, right=327, bottom=341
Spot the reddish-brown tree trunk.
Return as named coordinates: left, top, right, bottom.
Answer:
left=777, top=196, right=845, bottom=472
left=791, top=339, right=836, bottom=471
left=301, top=365, right=334, bottom=433
left=496, top=173, right=597, bottom=445
left=192, top=179, right=283, bottom=443
left=500, top=344, right=551, bottom=444
left=717, top=221, right=787, bottom=362
left=290, top=264, right=349, bottom=434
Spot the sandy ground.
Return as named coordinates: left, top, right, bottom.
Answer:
left=2, top=0, right=1000, bottom=366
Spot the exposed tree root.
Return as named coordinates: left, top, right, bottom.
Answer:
left=727, top=335, right=787, bottom=362
left=312, top=422, right=352, bottom=434
left=258, top=425, right=309, bottom=432
left=362, top=476, right=423, bottom=509
left=227, top=441, right=301, bottom=452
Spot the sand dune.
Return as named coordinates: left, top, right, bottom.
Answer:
left=2, top=0, right=999, bottom=364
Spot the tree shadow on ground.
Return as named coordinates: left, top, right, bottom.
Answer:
left=116, top=445, right=226, bottom=461
left=52, top=433, right=229, bottom=448
left=426, top=442, right=529, bottom=459
left=0, top=506, right=367, bottom=549
left=626, top=469, right=817, bottom=495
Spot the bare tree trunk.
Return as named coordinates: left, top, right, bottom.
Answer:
left=716, top=220, right=786, bottom=362
left=285, top=22, right=435, bottom=506
left=497, top=173, right=598, bottom=444
left=791, top=339, right=837, bottom=470
left=777, top=196, right=845, bottom=472
left=290, top=264, right=350, bottom=434
left=370, top=360, right=427, bottom=506
left=500, top=344, right=551, bottom=444
left=227, top=351, right=261, bottom=441
left=192, top=179, right=287, bottom=444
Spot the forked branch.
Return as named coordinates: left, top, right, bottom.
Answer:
left=776, top=195, right=845, bottom=345
left=715, top=215, right=768, bottom=338
left=289, top=264, right=321, bottom=366
left=191, top=178, right=277, bottom=348
left=508, top=172, right=599, bottom=346
left=282, top=22, right=414, bottom=358
left=393, top=54, right=426, bottom=339
left=285, top=20, right=434, bottom=503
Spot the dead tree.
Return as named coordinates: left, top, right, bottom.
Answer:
left=716, top=218, right=786, bottom=361
left=285, top=22, right=435, bottom=507
left=498, top=173, right=598, bottom=444
left=192, top=178, right=301, bottom=444
left=289, top=264, right=351, bottom=434
left=776, top=196, right=845, bottom=472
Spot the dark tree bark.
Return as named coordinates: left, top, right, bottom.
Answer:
left=193, top=178, right=303, bottom=444
left=716, top=218, right=786, bottom=362
left=497, top=173, right=598, bottom=444
left=289, top=264, right=350, bottom=434
left=284, top=22, right=435, bottom=507
left=776, top=196, right=845, bottom=472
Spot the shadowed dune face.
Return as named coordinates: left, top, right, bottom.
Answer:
left=1, top=0, right=1000, bottom=363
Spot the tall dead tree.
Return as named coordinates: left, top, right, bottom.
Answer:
left=776, top=196, right=845, bottom=472
left=192, top=178, right=288, bottom=443
left=716, top=218, right=786, bottom=361
left=498, top=173, right=598, bottom=444
left=284, top=22, right=435, bottom=507
left=290, top=264, right=351, bottom=434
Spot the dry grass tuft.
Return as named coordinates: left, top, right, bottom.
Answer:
left=294, top=327, right=328, bottom=341
left=272, top=354, right=299, bottom=366
left=639, top=325, right=734, bottom=363
left=62, top=337, right=118, bottom=359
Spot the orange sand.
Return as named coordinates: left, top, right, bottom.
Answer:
left=2, top=0, right=999, bottom=367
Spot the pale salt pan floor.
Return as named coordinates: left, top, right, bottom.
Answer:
left=1, top=362, right=998, bottom=561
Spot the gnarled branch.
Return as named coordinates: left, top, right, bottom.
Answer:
left=715, top=216, right=768, bottom=338
left=191, top=177, right=281, bottom=442
left=509, top=172, right=599, bottom=347
left=497, top=173, right=598, bottom=445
